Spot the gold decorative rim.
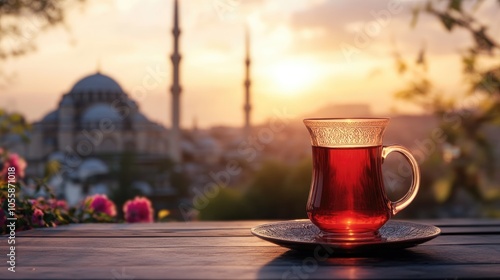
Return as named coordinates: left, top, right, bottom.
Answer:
left=303, top=118, right=389, bottom=127
left=303, top=118, right=389, bottom=147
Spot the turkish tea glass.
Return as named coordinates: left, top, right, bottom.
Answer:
left=303, top=118, right=420, bottom=242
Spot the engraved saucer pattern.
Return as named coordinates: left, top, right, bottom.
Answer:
left=251, top=220, right=440, bottom=253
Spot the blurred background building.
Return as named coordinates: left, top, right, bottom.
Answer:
left=19, top=71, right=175, bottom=206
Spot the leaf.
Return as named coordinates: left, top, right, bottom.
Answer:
left=8, top=113, right=23, bottom=123
left=416, top=45, right=426, bottom=66
left=395, top=89, right=414, bottom=100
left=448, top=0, right=462, bottom=11
left=461, top=52, right=476, bottom=73
left=397, top=60, right=407, bottom=74
left=44, top=160, right=61, bottom=177
left=410, top=7, right=420, bottom=28
left=475, top=69, right=500, bottom=94
left=416, top=78, right=431, bottom=95
left=433, top=176, right=454, bottom=203
left=425, top=1, right=434, bottom=12
left=472, top=0, right=486, bottom=11
left=473, top=27, right=495, bottom=53
left=439, top=14, right=456, bottom=31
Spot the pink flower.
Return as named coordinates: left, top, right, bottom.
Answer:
left=123, top=196, right=154, bottom=223
left=1, top=153, right=27, bottom=182
left=29, top=198, right=45, bottom=210
left=31, top=208, right=45, bottom=227
left=85, top=194, right=116, bottom=217
left=49, top=199, right=69, bottom=211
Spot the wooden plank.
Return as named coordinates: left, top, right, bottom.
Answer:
left=14, top=236, right=273, bottom=248
left=425, top=234, right=500, bottom=245
left=414, top=218, right=500, bottom=227
left=439, top=226, right=500, bottom=235
left=10, top=234, right=500, bottom=250
left=13, top=228, right=254, bottom=238
left=5, top=264, right=500, bottom=279
left=18, top=220, right=266, bottom=231
left=5, top=244, right=500, bottom=267
left=12, top=221, right=264, bottom=237
left=11, top=224, right=500, bottom=238
left=10, top=218, right=500, bottom=232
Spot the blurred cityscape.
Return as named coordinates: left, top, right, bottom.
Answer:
left=1, top=0, right=500, bottom=221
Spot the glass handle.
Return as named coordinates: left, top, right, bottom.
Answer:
left=382, top=145, right=421, bottom=216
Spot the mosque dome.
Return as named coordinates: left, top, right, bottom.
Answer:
left=70, top=72, right=124, bottom=95
left=132, top=112, right=149, bottom=123
left=77, top=158, right=109, bottom=180
left=60, top=95, right=74, bottom=106
left=81, top=103, right=122, bottom=124
left=42, top=109, right=59, bottom=122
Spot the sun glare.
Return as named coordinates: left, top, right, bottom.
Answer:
left=270, top=60, right=319, bottom=96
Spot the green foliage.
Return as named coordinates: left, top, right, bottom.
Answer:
left=0, top=109, right=31, bottom=145
left=198, top=188, right=249, bottom=220
left=448, top=0, right=463, bottom=12
left=169, top=166, right=191, bottom=198
left=0, top=0, right=85, bottom=59
left=439, top=13, right=456, bottom=31
left=243, top=159, right=311, bottom=219
left=395, top=0, right=500, bottom=213
left=1, top=175, right=77, bottom=233
left=109, top=152, right=142, bottom=212
left=199, top=159, right=312, bottom=220
left=0, top=158, right=116, bottom=233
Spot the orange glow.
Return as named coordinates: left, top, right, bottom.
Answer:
left=270, top=60, right=319, bottom=96
left=1, top=0, right=480, bottom=127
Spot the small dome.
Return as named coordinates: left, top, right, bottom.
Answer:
left=81, top=103, right=122, bottom=123
left=181, top=141, right=196, bottom=154
left=132, top=112, right=149, bottom=122
left=89, top=183, right=109, bottom=196
left=3, top=134, right=23, bottom=144
left=70, top=72, right=124, bottom=95
left=78, top=158, right=109, bottom=179
left=197, top=136, right=219, bottom=149
left=132, top=181, right=153, bottom=195
left=48, top=151, right=65, bottom=163
left=60, top=95, right=74, bottom=106
left=126, top=99, right=138, bottom=110
left=42, top=110, right=58, bottom=122
left=154, top=123, right=167, bottom=132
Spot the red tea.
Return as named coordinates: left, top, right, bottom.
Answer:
left=307, top=145, right=391, bottom=237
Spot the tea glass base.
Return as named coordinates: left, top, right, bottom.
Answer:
left=316, top=230, right=383, bottom=243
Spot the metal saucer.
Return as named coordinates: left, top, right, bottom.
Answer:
left=251, top=220, right=440, bottom=253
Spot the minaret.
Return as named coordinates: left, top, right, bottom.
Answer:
left=96, top=58, right=101, bottom=73
left=192, top=116, right=198, bottom=134
left=170, top=0, right=182, bottom=162
left=243, top=26, right=252, bottom=137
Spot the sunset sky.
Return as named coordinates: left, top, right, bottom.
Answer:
left=2, top=0, right=499, bottom=128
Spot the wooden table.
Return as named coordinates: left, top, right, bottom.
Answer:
left=2, top=219, right=500, bottom=279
